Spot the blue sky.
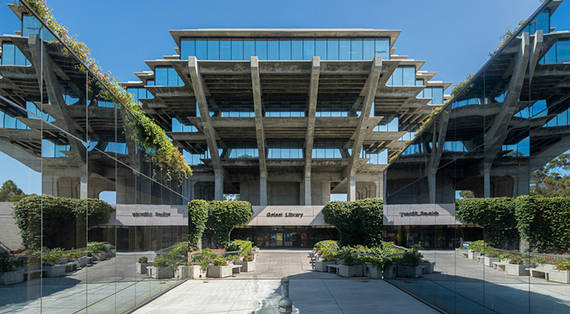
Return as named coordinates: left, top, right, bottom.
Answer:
left=0, top=0, right=568, bottom=198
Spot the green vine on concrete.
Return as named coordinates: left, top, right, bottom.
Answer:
left=19, top=0, right=191, bottom=183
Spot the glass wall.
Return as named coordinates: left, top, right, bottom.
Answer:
left=0, top=5, right=189, bottom=313
left=180, top=38, right=390, bottom=61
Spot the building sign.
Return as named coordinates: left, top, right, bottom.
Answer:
left=112, top=205, right=187, bottom=226
left=248, top=206, right=327, bottom=226
left=131, top=211, right=171, bottom=217
left=384, top=203, right=458, bottom=226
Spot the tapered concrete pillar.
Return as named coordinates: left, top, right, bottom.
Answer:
left=375, top=174, right=384, bottom=199
left=214, top=173, right=223, bottom=200
left=347, top=176, right=356, bottom=201
left=304, top=177, right=311, bottom=205
left=428, top=171, right=436, bottom=204
left=484, top=165, right=491, bottom=198
left=259, top=175, right=267, bottom=206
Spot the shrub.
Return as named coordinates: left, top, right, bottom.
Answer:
left=191, top=248, right=218, bottom=270
left=381, top=241, right=405, bottom=256
left=456, top=198, right=518, bottom=249
left=13, top=195, right=114, bottom=249
left=514, top=196, right=570, bottom=253
left=226, top=239, right=252, bottom=261
left=555, top=260, right=570, bottom=271
left=188, top=200, right=209, bottom=250
left=395, top=249, right=423, bottom=267
left=243, top=255, right=254, bottom=262
left=138, top=256, right=148, bottom=264
left=213, top=256, right=228, bottom=266
left=322, top=198, right=383, bottom=246
left=314, top=240, right=340, bottom=261
left=87, top=242, right=108, bottom=254
left=0, top=254, right=24, bottom=272
left=205, top=201, right=253, bottom=248
left=153, top=254, right=170, bottom=267
left=43, top=248, right=64, bottom=266
left=508, top=255, right=525, bottom=265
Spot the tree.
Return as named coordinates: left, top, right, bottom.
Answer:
left=0, top=180, right=26, bottom=202
left=531, top=153, right=570, bottom=197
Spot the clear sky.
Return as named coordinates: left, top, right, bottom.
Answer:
left=0, top=0, right=568, bottom=198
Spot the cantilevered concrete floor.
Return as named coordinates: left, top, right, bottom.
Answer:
left=135, top=250, right=438, bottom=313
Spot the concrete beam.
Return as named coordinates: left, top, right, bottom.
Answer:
left=251, top=56, right=268, bottom=205
left=304, top=56, right=321, bottom=205
left=188, top=56, right=223, bottom=200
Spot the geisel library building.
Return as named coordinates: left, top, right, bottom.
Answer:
left=1, top=0, right=569, bottom=251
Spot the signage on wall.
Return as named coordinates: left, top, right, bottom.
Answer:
left=131, top=211, right=171, bottom=217
left=266, top=212, right=304, bottom=218
left=399, top=211, right=439, bottom=218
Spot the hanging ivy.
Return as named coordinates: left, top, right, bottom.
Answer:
left=19, top=0, right=191, bottom=183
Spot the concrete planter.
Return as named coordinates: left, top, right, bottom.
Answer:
left=237, top=261, right=256, bottom=272
left=549, top=270, right=570, bottom=284
left=397, top=265, right=423, bottom=278
left=383, top=264, right=397, bottom=280
left=0, top=269, right=25, bottom=285
left=484, top=257, right=499, bottom=267
left=505, top=264, right=530, bottom=276
left=188, top=265, right=207, bottom=279
left=65, top=260, right=79, bottom=272
left=365, top=264, right=382, bottom=279
left=92, top=252, right=107, bottom=261
left=314, top=260, right=336, bottom=272
left=78, top=256, right=89, bottom=267
left=45, top=264, right=66, bottom=277
left=338, top=264, right=364, bottom=277
left=468, top=250, right=481, bottom=260
left=207, top=265, right=233, bottom=278
left=456, top=248, right=469, bottom=258
left=419, top=261, right=435, bottom=274
left=148, top=266, right=174, bottom=279
left=175, top=265, right=189, bottom=279
left=136, top=262, right=148, bottom=274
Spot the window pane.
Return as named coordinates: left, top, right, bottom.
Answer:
left=392, top=67, right=403, bottom=86
left=196, top=40, right=207, bottom=59
left=327, top=39, right=339, bottom=60
left=432, top=87, right=443, bottom=104
left=155, top=67, right=168, bottom=86
left=402, top=67, right=415, bottom=86
left=363, top=39, right=374, bottom=60
left=351, top=39, right=363, bottom=60
left=1, top=43, right=15, bottom=65
left=244, top=40, right=255, bottom=60
left=339, top=40, right=350, bottom=60
left=292, top=40, right=303, bottom=60
left=279, top=40, right=291, bottom=60
left=255, top=40, right=267, bottom=60
left=220, top=40, right=231, bottom=60
left=231, top=40, right=243, bottom=60
left=268, top=40, right=279, bottom=60
left=303, top=39, right=315, bottom=60
left=180, top=40, right=195, bottom=59
left=316, top=40, right=326, bottom=59
left=207, top=40, right=219, bottom=60
left=375, top=39, right=390, bottom=59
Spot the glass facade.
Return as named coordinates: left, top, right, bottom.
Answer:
left=387, top=66, right=416, bottom=86
left=180, top=38, right=390, bottom=60
left=267, top=142, right=303, bottom=159
left=154, top=67, right=184, bottom=86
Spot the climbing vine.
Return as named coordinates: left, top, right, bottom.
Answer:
left=18, top=0, right=191, bottom=182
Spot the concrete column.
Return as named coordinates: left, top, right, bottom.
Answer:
left=80, top=171, right=88, bottom=200
left=259, top=175, right=267, bottom=206
left=484, top=165, right=491, bottom=198
left=428, top=172, right=436, bottom=204
left=347, top=176, right=356, bottom=201
left=304, top=177, right=311, bottom=205
left=375, top=174, right=384, bottom=199
left=214, top=173, right=223, bottom=200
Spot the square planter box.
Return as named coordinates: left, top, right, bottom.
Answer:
left=188, top=265, right=207, bottom=279
left=505, top=264, right=530, bottom=276
left=0, top=269, right=25, bottom=285
left=236, top=261, right=256, bottom=272
left=420, top=261, right=435, bottom=274
left=338, top=264, right=364, bottom=277
left=207, top=265, right=233, bottom=278
left=468, top=250, right=481, bottom=260
left=383, top=264, right=397, bottom=280
left=148, top=266, right=174, bottom=279
left=397, top=265, right=423, bottom=278
left=45, top=264, right=67, bottom=277
left=548, top=270, right=570, bottom=284
left=366, top=264, right=382, bottom=279
left=314, top=261, right=336, bottom=272
left=78, top=256, right=89, bottom=268
left=175, top=265, right=189, bottom=279
left=136, top=262, right=148, bottom=274
left=484, top=257, right=499, bottom=267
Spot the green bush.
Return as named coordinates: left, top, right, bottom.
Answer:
left=508, top=255, right=525, bottom=265
left=138, top=256, right=148, bottom=264
left=226, top=240, right=252, bottom=257
left=188, top=200, right=209, bottom=250
left=456, top=198, right=518, bottom=249
left=322, top=198, right=383, bottom=247
left=191, top=248, right=218, bottom=270
left=314, top=240, right=340, bottom=261
left=87, top=242, right=108, bottom=254
left=42, top=248, right=64, bottom=266
left=0, top=254, right=24, bottom=272
left=213, top=256, right=228, bottom=267
left=556, top=260, right=570, bottom=271
left=153, top=254, right=170, bottom=267
left=205, top=201, right=252, bottom=247
left=13, top=195, right=114, bottom=249
left=394, top=248, right=423, bottom=267
left=514, top=196, right=570, bottom=253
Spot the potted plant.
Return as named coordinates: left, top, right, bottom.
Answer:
left=148, top=254, right=174, bottom=279
left=383, top=257, right=397, bottom=280
left=43, top=248, right=67, bottom=277
left=483, top=250, right=500, bottom=267
left=136, top=256, right=149, bottom=274
left=505, top=255, right=531, bottom=276
left=0, top=254, right=25, bottom=285
left=364, top=254, right=384, bottom=279
left=237, top=254, right=256, bottom=272
left=313, top=240, right=339, bottom=272
left=467, top=241, right=484, bottom=260
left=189, top=249, right=216, bottom=279
left=77, top=249, right=90, bottom=268
left=419, top=259, right=435, bottom=274
left=88, top=242, right=109, bottom=261
left=338, top=247, right=364, bottom=277
left=549, top=261, right=570, bottom=284
left=396, top=250, right=423, bottom=278
left=207, top=257, right=233, bottom=278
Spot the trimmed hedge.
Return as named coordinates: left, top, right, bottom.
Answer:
left=13, top=195, right=114, bottom=249
left=456, top=198, right=518, bottom=249
left=188, top=200, right=209, bottom=250
left=514, top=196, right=570, bottom=253
left=205, top=200, right=252, bottom=248
left=322, top=198, right=383, bottom=247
